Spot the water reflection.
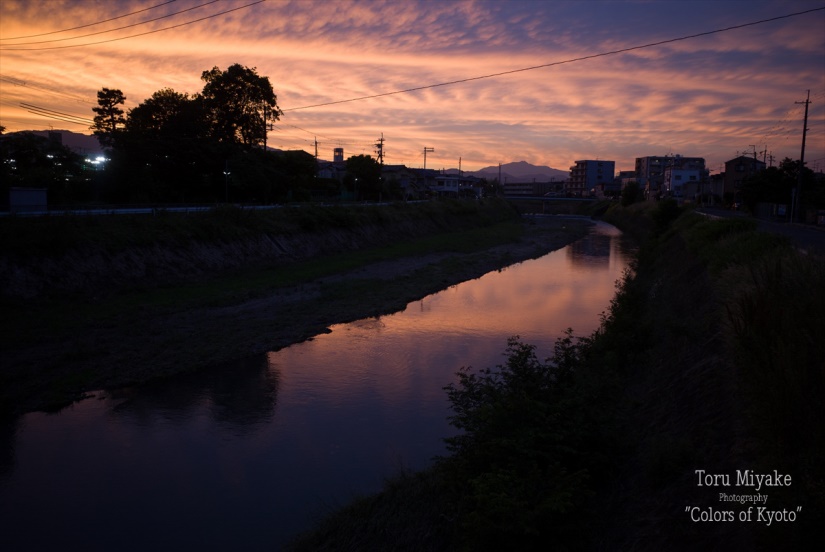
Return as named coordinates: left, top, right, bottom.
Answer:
left=108, top=356, right=279, bottom=434
left=0, top=221, right=633, bottom=551
left=568, top=220, right=629, bottom=272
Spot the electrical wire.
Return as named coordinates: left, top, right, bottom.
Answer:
left=2, top=0, right=221, bottom=46
left=0, top=75, right=94, bottom=103
left=21, top=102, right=94, bottom=125
left=741, top=87, right=824, bottom=163
left=0, top=0, right=267, bottom=51
left=0, top=0, right=178, bottom=40
left=283, top=6, right=825, bottom=112
left=21, top=104, right=92, bottom=122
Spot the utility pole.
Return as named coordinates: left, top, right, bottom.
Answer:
left=262, top=105, right=274, bottom=151
left=794, top=90, right=811, bottom=223
left=375, top=133, right=385, bottom=166
left=423, top=147, right=434, bottom=190
left=423, top=146, right=434, bottom=170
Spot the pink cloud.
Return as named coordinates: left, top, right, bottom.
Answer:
left=1, top=0, right=822, bottom=172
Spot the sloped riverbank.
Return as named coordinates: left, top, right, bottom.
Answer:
left=287, top=202, right=823, bottom=551
left=0, top=200, right=592, bottom=416
left=1, top=200, right=520, bottom=300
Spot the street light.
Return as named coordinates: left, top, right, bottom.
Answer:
left=224, top=160, right=231, bottom=203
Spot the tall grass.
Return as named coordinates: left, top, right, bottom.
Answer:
left=287, top=205, right=824, bottom=550
left=722, top=251, right=825, bottom=510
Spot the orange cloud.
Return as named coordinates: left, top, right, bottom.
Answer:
left=2, top=0, right=823, bottom=172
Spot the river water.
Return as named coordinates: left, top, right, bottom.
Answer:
left=0, top=219, right=633, bottom=551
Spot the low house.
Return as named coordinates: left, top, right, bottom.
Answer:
left=724, top=155, right=766, bottom=199
left=382, top=164, right=421, bottom=199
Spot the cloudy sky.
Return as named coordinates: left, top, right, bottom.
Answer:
left=1, top=0, right=823, bottom=173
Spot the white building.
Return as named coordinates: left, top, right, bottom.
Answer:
left=663, top=167, right=702, bottom=199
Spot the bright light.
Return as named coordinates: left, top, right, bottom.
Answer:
left=85, top=155, right=109, bottom=166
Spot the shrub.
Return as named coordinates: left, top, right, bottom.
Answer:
left=651, top=198, right=681, bottom=232
left=621, top=182, right=642, bottom=207
left=440, top=333, right=601, bottom=550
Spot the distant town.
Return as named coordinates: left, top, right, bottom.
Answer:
left=3, top=129, right=823, bottom=223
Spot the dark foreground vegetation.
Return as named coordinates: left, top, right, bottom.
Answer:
left=287, top=202, right=824, bottom=551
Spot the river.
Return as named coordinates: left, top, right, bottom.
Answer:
left=0, top=219, right=634, bottom=551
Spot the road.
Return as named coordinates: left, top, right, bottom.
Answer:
left=697, top=208, right=825, bottom=255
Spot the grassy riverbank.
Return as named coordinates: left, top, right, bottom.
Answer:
left=287, top=202, right=823, bottom=551
left=0, top=200, right=517, bottom=257
left=1, top=200, right=593, bottom=416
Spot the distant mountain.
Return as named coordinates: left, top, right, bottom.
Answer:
left=27, top=129, right=103, bottom=156
left=467, top=161, right=568, bottom=182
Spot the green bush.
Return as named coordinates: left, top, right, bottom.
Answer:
left=621, top=182, right=642, bottom=206
left=440, top=333, right=603, bottom=550
left=651, top=198, right=681, bottom=232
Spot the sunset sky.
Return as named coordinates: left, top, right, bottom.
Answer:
left=1, top=0, right=823, bottom=173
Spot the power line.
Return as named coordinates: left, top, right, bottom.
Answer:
left=2, top=0, right=221, bottom=46
left=273, top=116, right=378, bottom=149
left=744, top=87, right=825, bottom=163
left=20, top=102, right=94, bottom=126
left=0, top=0, right=267, bottom=51
left=22, top=110, right=90, bottom=127
left=284, top=6, right=825, bottom=112
left=0, top=0, right=179, bottom=40
left=0, top=75, right=95, bottom=103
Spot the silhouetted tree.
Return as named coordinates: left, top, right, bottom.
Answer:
left=740, top=157, right=820, bottom=213
left=91, top=88, right=126, bottom=148
left=346, top=154, right=382, bottom=201
left=621, top=182, right=642, bottom=206
left=91, top=65, right=291, bottom=203
left=200, top=64, right=281, bottom=148
left=116, top=88, right=219, bottom=201
left=125, top=88, right=206, bottom=139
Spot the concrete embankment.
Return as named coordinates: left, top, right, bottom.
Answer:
left=0, top=200, right=519, bottom=300
left=1, top=200, right=595, bottom=416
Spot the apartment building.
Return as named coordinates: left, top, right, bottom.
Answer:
left=567, top=160, right=615, bottom=196
left=635, top=155, right=705, bottom=198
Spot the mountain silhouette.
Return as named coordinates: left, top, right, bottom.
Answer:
left=467, top=161, right=568, bottom=182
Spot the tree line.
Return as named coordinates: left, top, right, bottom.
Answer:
left=91, top=63, right=320, bottom=204
left=2, top=63, right=396, bottom=206
left=739, top=158, right=824, bottom=219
